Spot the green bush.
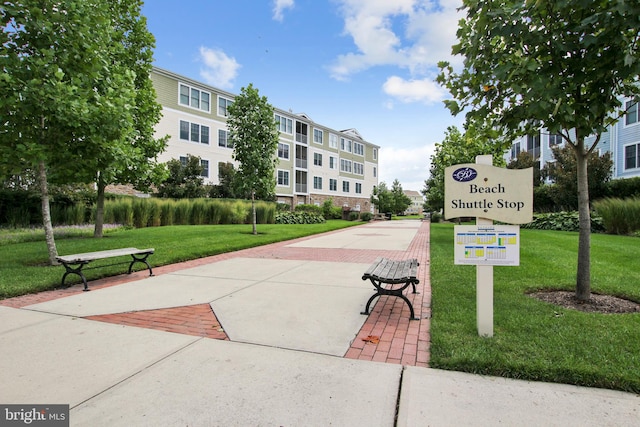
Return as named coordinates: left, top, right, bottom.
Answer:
left=275, top=212, right=325, bottom=224
left=606, top=177, right=640, bottom=199
left=430, top=212, right=442, bottom=223
left=521, top=211, right=605, bottom=233
left=360, top=212, right=373, bottom=222
left=295, top=204, right=323, bottom=215
left=594, top=197, right=640, bottom=235
left=348, top=211, right=360, bottom=221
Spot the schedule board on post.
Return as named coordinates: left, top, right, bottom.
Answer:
left=454, top=225, right=520, bottom=266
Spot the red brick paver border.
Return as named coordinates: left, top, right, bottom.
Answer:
left=1, top=221, right=431, bottom=367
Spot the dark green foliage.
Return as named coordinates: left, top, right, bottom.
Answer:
left=360, top=212, right=373, bottom=222
left=541, top=146, right=612, bottom=210
left=275, top=212, right=325, bottom=224
left=606, top=177, right=640, bottom=199
left=348, top=212, right=360, bottom=221
left=521, top=211, right=604, bottom=233
left=294, top=204, right=323, bottom=216
left=321, top=198, right=342, bottom=219
left=156, top=155, right=207, bottom=199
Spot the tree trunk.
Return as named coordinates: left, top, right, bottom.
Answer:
left=38, top=160, right=59, bottom=265
left=94, top=172, right=105, bottom=238
left=251, top=190, right=257, bottom=235
left=575, top=140, right=591, bottom=301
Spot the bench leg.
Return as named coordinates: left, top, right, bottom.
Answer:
left=60, top=261, right=90, bottom=291
left=128, top=253, right=154, bottom=276
left=361, top=279, right=420, bottom=320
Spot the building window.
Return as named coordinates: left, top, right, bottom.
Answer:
left=277, top=170, right=290, bottom=186
left=340, top=138, right=352, bottom=152
left=179, top=120, right=209, bottom=144
left=200, top=160, right=209, bottom=178
left=329, top=134, right=338, bottom=149
left=278, top=143, right=290, bottom=160
left=218, top=129, right=233, bottom=148
left=625, top=100, right=639, bottom=126
left=625, top=143, right=640, bottom=170
left=275, top=114, right=293, bottom=134
left=373, top=166, right=377, bottom=178
left=373, top=148, right=377, bottom=160
left=342, top=181, right=350, bottom=192
left=355, top=183, right=362, bottom=194
left=218, top=96, right=233, bottom=117
left=340, top=159, right=352, bottom=173
left=179, top=84, right=210, bottom=112
left=527, top=132, right=541, bottom=158
left=549, top=134, right=562, bottom=146
left=354, top=142, right=364, bottom=156
left=329, top=156, right=337, bottom=169
left=511, top=142, right=521, bottom=159
left=313, top=152, right=322, bottom=166
left=329, top=178, right=337, bottom=191
left=353, top=162, right=364, bottom=175
left=313, top=176, right=322, bottom=190
left=180, top=120, right=189, bottom=140
left=313, top=129, right=323, bottom=144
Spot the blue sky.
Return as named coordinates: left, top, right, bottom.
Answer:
left=142, top=0, right=466, bottom=192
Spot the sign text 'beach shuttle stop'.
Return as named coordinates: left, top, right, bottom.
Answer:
left=444, top=156, right=533, bottom=337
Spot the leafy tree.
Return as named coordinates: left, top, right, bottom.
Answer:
left=156, top=155, right=206, bottom=199
left=209, top=162, right=239, bottom=198
left=371, top=182, right=394, bottom=214
left=1, top=0, right=138, bottom=264
left=391, top=179, right=412, bottom=215
left=542, top=145, right=612, bottom=210
left=507, top=151, right=542, bottom=187
left=438, top=0, right=640, bottom=300
left=422, top=126, right=507, bottom=213
left=91, top=0, right=168, bottom=238
left=227, top=84, right=280, bottom=234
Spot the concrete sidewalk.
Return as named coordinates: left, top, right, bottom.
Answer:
left=0, top=220, right=638, bottom=426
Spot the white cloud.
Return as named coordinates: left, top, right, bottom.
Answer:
left=329, top=0, right=464, bottom=91
left=379, top=144, right=436, bottom=192
left=198, top=47, right=241, bottom=89
left=273, top=0, right=294, bottom=22
left=382, top=75, right=447, bottom=104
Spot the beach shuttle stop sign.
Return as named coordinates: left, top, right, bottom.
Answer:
left=444, top=164, right=533, bottom=224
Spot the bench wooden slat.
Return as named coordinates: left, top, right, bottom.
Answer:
left=57, top=248, right=154, bottom=263
left=361, top=257, right=420, bottom=320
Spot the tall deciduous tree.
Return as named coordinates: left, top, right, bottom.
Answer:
left=91, top=0, right=167, bottom=238
left=438, top=0, right=640, bottom=300
left=422, top=126, right=507, bottom=213
left=371, top=182, right=394, bottom=214
left=227, top=84, right=279, bottom=234
left=1, top=1, right=136, bottom=264
left=390, top=179, right=412, bottom=215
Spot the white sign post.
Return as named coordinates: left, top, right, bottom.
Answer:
left=475, top=155, right=494, bottom=337
left=444, top=155, right=533, bottom=337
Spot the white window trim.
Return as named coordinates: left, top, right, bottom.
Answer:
left=277, top=169, right=290, bottom=187
left=313, top=128, right=324, bottom=145
left=179, top=83, right=211, bottom=113
left=623, top=141, right=640, bottom=170
left=278, top=142, right=290, bottom=160
left=624, top=99, right=639, bottom=128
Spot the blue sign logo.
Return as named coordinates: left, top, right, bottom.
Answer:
left=452, top=167, right=478, bottom=182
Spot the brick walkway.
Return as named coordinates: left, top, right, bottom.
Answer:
left=1, top=221, right=431, bottom=367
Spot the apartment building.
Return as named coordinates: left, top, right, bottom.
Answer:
left=505, top=98, right=640, bottom=180
left=150, top=67, right=380, bottom=212
left=403, top=190, right=424, bottom=215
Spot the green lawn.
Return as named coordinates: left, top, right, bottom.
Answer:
left=0, top=221, right=360, bottom=299
left=430, top=222, right=640, bottom=393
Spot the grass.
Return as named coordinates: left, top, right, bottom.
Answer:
left=0, top=221, right=359, bottom=299
left=430, top=222, right=640, bottom=393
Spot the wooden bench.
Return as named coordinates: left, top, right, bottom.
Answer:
left=361, top=257, right=420, bottom=320
left=56, top=248, right=154, bottom=291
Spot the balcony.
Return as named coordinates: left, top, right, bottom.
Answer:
left=295, top=133, right=308, bottom=144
